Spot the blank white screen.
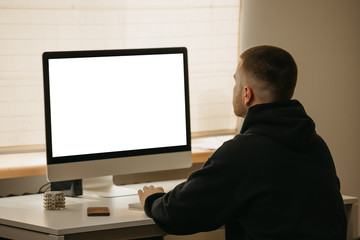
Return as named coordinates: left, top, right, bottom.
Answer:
left=48, top=53, right=187, bottom=157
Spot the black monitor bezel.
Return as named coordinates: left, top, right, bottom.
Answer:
left=43, top=47, right=191, bottom=165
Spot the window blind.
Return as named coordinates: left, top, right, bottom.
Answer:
left=0, top=0, right=240, bottom=147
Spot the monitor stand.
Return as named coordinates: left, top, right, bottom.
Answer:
left=51, top=179, right=83, bottom=197
left=82, top=176, right=138, bottom=198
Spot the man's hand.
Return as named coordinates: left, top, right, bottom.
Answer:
left=138, top=185, right=165, bottom=207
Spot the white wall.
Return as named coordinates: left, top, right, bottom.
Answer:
left=240, top=0, right=360, bottom=235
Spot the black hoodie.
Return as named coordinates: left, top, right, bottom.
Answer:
left=144, top=100, right=347, bottom=240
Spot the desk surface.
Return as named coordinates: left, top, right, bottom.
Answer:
left=0, top=193, right=147, bottom=235
left=0, top=179, right=358, bottom=239
left=0, top=179, right=183, bottom=237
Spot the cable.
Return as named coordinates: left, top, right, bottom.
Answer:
left=38, top=182, right=51, bottom=194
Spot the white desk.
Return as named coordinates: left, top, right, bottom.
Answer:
left=0, top=180, right=358, bottom=240
left=0, top=194, right=164, bottom=240
left=0, top=180, right=183, bottom=240
left=343, top=195, right=359, bottom=239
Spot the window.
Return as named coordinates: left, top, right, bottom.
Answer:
left=0, top=0, right=240, bottom=148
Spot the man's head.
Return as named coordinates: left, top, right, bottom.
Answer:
left=233, top=45, right=298, bottom=117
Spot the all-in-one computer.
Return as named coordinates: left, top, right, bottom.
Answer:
left=42, top=47, right=192, bottom=196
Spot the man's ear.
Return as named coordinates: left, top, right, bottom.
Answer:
left=244, top=85, right=254, bottom=106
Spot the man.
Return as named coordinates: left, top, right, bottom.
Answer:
left=138, top=45, right=347, bottom=239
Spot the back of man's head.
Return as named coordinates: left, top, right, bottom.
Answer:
left=240, top=45, right=297, bottom=102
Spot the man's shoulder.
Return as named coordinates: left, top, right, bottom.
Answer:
left=219, top=133, right=270, bottom=148
left=211, top=133, right=267, bottom=159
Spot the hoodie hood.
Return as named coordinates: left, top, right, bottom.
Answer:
left=240, top=100, right=316, bottom=151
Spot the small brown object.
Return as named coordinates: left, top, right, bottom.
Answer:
left=87, top=207, right=110, bottom=216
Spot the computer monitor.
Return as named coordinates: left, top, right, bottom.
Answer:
left=43, top=47, right=192, bottom=188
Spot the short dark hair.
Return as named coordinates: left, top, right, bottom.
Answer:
left=240, top=45, right=298, bottom=101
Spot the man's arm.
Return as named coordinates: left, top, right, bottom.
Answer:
left=135, top=138, right=245, bottom=235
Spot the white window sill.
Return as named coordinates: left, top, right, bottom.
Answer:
left=0, top=152, right=46, bottom=179
left=0, top=135, right=235, bottom=180
left=0, top=148, right=216, bottom=180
